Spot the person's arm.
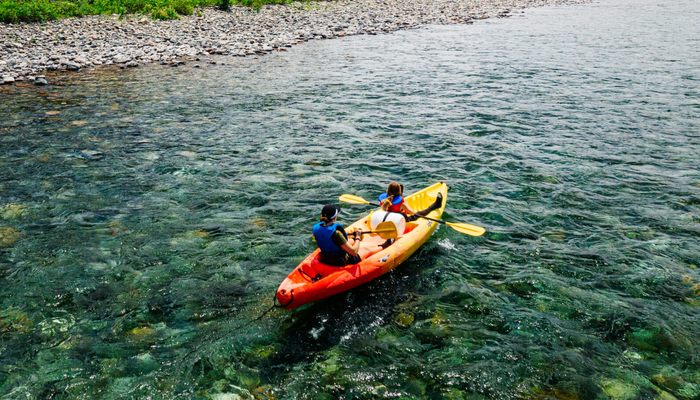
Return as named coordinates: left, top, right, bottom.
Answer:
left=332, top=230, right=360, bottom=256
left=341, top=238, right=360, bottom=256
left=401, top=202, right=415, bottom=215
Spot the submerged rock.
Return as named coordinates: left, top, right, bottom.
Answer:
left=108, top=220, right=128, bottom=236
left=129, top=326, right=155, bottom=337
left=627, top=327, right=688, bottom=353
left=177, top=150, right=198, bottom=158
left=543, top=230, right=567, bottom=242
left=430, top=309, right=448, bottom=327
left=530, top=387, right=580, bottom=400
left=77, top=149, right=104, bottom=160
left=252, top=386, right=276, bottom=400
left=0, top=226, right=20, bottom=247
left=316, top=349, right=343, bottom=376
left=37, top=314, right=76, bottom=343
left=691, top=283, right=700, bottom=297
left=678, top=383, right=700, bottom=399
left=35, top=152, right=51, bottom=162
left=192, top=229, right=211, bottom=239
left=243, top=344, right=277, bottom=365
left=250, top=217, right=267, bottom=229
left=655, top=390, right=678, bottom=400
left=209, top=388, right=253, bottom=400
left=224, top=365, right=261, bottom=389
left=600, top=379, right=637, bottom=400
left=1, top=203, right=27, bottom=219
left=0, top=308, right=33, bottom=334
left=394, top=311, right=415, bottom=327
left=133, top=352, right=159, bottom=373
left=100, top=358, right=127, bottom=377
left=621, top=349, right=643, bottom=361
left=201, top=225, right=227, bottom=236
left=652, top=369, right=684, bottom=392
left=304, top=159, right=330, bottom=166
left=442, top=388, right=470, bottom=400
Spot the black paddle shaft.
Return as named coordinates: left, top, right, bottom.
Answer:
left=368, top=201, right=446, bottom=225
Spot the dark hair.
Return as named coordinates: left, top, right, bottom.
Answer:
left=387, top=181, right=403, bottom=197
left=320, top=204, right=340, bottom=222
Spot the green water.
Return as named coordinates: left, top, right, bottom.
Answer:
left=1, top=0, right=699, bottom=398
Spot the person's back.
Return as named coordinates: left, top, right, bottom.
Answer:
left=379, top=182, right=405, bottom=213
left=312, top=205, right=361, bottom=266
left=312, top=221, right=346, bottom=264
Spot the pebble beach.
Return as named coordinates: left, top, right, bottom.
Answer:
left=1, top=0, right=587, bottom=85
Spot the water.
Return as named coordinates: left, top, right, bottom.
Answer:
left=1, top=0, right=699, bottom=398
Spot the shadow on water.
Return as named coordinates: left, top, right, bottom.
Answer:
left=268, top=243, right=443, bottom=372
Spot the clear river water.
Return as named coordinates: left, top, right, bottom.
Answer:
left=1, top=0, right=699, bottom=398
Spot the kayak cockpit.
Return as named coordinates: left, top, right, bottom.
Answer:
left=294, top=220, right=421, bottom=283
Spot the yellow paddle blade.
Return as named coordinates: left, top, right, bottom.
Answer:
left=373, top=221, right=398, bottom=240
left=445, top=221, right=486, bottom=237
left=339, top=194, right=371, bottom=205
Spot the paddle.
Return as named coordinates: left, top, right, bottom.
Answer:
left=354, top=221, right=398, bottom=240
left=339, top=194, right=486, bottom=237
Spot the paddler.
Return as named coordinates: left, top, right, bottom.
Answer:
left=379, top=181, right=443, bottom=221
left=312, top=205, right=362, bottom=266
left=375, top=181, right=443, bottom=248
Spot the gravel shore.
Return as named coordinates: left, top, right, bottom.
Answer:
left=1, top=0, right=587, bottom=84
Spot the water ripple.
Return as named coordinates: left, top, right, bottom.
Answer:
left=1, top=0, right=700, bottom=398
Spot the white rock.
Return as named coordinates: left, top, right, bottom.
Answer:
left=113, top=54, right=131, bottom=63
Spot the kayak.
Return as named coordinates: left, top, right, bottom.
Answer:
left=275, top=182, right=448, bottom=310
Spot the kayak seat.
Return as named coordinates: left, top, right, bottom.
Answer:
left=298, top=262, right=323, bottom=282
left=403, top=222, right=419, bottom=234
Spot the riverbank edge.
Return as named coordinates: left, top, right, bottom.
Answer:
left=1, top=0, right=590, bottom=85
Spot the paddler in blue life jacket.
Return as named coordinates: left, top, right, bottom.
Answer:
left=312, top=204, right=361, bottom=266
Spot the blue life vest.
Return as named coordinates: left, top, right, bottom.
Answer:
left=312, top=222, right=348, bottom=256
left=378, top=193, right=403, bottom=205
left=378, top=193, right=404, bottom=213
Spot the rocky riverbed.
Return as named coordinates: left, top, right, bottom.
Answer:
left=0, top=0, right=587, bottom=85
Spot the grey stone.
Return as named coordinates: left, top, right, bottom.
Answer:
left=63, top=61, right=81, bottom=70
left=113, top=54, right=131, bottom=64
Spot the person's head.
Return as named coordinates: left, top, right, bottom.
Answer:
left=320, top=204, right=340, bottom=224
left=386, top=181, right=403, bottom=197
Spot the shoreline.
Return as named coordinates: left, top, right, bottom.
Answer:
left=1, top=0, right=588, bottom=85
